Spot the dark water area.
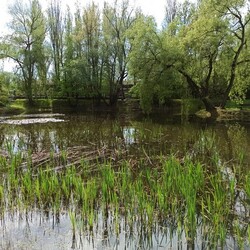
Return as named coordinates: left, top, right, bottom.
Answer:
left=0, top=111, right=250, bottom=164
left=0, top=110, right=249, bottom=249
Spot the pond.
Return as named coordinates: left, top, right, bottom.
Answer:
left=0, top=111, right=249, bottom=249
left=1, top=112, right=249, bottom=161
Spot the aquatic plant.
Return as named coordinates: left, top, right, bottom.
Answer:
left=0, top=132, right=249, bottom=249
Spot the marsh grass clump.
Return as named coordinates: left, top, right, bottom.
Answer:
left=0, top=134, right=249, bottom=249
left=184, top=130, right=221, bottom=167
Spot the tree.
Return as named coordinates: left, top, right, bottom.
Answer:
left=163, top=0, right=178, bottom=27
left=176, top=0, right=250, bottom=112
left=62, top=6, right=76, bottom=103
left=102, top=0, right=136, bottom=105
left=217, top=0, right=250, bottom=107
left=47, top=0, right=64, bottom=92
left=128, top=15, right=162, bottom=112
left=0, top=0, right=46, bottom=104
left=82, top=2, right=103, bottom=101
left=62, top=6, right=89, bottom=106
left=62, top=3, right=103, bottom=105
left=128, top=15, right=185, bottom=113
left=128, top=0, right=250, bottom=114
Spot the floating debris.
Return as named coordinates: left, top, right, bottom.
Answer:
left=0, top=113, right=65, bottom=125
left=13, top=113, right=65, bottom=118
left=0, top=118, right=65, bottom=125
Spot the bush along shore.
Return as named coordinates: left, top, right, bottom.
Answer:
left=0, top=132, right=249, bottom=249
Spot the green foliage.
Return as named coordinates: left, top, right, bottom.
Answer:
left=63, top=59, right=90, bottom=98
left=0, top=0, right=47, bottom=104
left=127, top=0, right=250, bottom=112
left=0, top=0, right=250, bottom=111
left=0, top=75, right=9, bottom=106
left=127, top=15, right=187, bottom=113
left=229, top=56, right=250, bottom=103
left=0, top=71, right=18, bottom=105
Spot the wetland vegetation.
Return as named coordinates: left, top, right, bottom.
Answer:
left=1, top=0, right=250, bottom=116
left=0, top=0, right=250, bottom=248
left=0, top=112, right=249, bottom=249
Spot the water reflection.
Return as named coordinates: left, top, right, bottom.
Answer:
left=0, top=211, right=248, bottom=250
left=123, top=127, right=136, bottom=145
left=1, top=114, right=249, bottom=164
left=227, top=123, right=248, bottom=162
left=0, top=113, right=250, bottom=249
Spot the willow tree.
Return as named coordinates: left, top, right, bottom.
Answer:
left=128, top=0, right=250, bottom=114
left=128, top=14, right=185, bottom=113
left=0, top=0, right=46, bottom=104
left=171, top=0, right=250, bottom=112
left=128, top=15, right=162, bottom=112
left=218, top=0, right=250, bottom=106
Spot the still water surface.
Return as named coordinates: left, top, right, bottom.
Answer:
left=1, top=112, right=249, bottom=160
left=0, top=111, right=249, bottom=249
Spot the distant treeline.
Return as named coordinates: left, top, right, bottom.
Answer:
left=0, top=0, right=250, bottom=114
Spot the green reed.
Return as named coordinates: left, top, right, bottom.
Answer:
left=0, top=134, right=249, bottom=249
left=245, top=174, right=250, bottom=199
left=69, top=210, right=77, bottom=237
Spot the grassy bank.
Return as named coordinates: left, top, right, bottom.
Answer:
left=2, top=98, right=250, bottom=118
left=2, top=98, right=204, bottom=116
left=2, top=98, right=121, bottom=114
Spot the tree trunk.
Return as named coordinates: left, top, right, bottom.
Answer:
left=178, top=69, right=218, bottom=116
left=27, top=90, right=33, bottom=106
left=219, top=7, right=249, bottom=108
left=26, top=79, right=33, bottom=106
left=201, top=97, right=219, bottom=118
left=202, top=97, right=216, bottom=112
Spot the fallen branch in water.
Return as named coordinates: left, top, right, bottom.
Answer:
left=19, top=143, right=129, bottom=172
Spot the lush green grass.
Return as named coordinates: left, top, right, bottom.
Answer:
left=8, top=98, right=107, bottom=113
left=0, top=104, right=25, bottom=115
left=225, top=99, right=250, bottom=109
left=4, top=98, right=250, bottom=117
left=0, top=99, right=52, bottom=115
left=11, top=99, right=53, bottom=109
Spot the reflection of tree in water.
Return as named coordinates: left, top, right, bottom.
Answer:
left=0, top=120, right=249, bottom=250
left=227, top=123, right=248, bottom=163
left=0, top=123, right=62, bottom=154
left=1, top=118, right=249, bottom=164
left=64, top=210, right=242, bottom=250
left=0, top=125, right=5, bottom=148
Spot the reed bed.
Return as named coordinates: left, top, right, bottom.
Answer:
left=0, top=133, right=249, bottom=249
